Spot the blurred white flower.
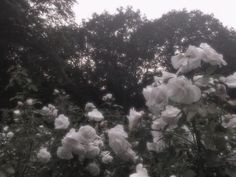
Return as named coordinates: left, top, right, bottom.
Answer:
left=147, top=140, right=165, bottom=153
left=171, top=45, right=203, bottom=74
left=3, top=126, right=9, bottom=132
left=57, top=125, right=102, bottom=160
left=143, top=85, right=169, bottom=115
left=53, top=89, right=60, bottom=94
left=86, top=162, right=100, bottom=176
left=161, top=105, right=181, bottom=128
left=100, top=86, right=106, bottom=91
left=85, top=102, right=96, bottom=112
left=215, top=84, right=228, bottom=100
left=56, top=146, right=73, bottom=160
left=171, top=43, right=226, bottom=74
left=193, top=75, right=214, bottom=87
left=108, top=124, right=128, bottom=138
left=147, top=131, right=166, bottom=153
left=101, top=151, right=113, bottom=164
left=13, top=110, right=21, bottom=116
left=220, top=72, right=236, bottom=88
left=221, top=114, right=236, bottom=128
left=228, top=99, right=236, bottom=106
left=151, top=131, right=163, bottom=143
left=37, top=148, right=51, bottom=163
left=17, top=101, right=23, bottom=106
left=200, top=43, right=227, bottom=66
left=147, top=131, right=165, bottom=153
left=54, top=114, right=70, bottom=129
left=1, top=133, right=6, bottom=138
left=88, top=109, right=104, bottom=122
left=127, top=108, right=143, bottom=131
left=102, top=93, right=113, bottom=101
left=108, top=125, right=136, bottom=161
left=6, top=131, right=14, bottom=139
left=154, top=71, right=176, bottom=86
left=26, top=98, right=34, bottom=105
left=203, top=87, right=216, bottom=95
left=130, top=163, right=149, bottom=177
left=42, top=106, right=48, bottom=112
left=42, top=104, right=58, bottom=117
left=151, top=118, right=167, bottom=130
left=39, top=125, right=44, bottom=129
left=167, top=77, right=201, bottom=104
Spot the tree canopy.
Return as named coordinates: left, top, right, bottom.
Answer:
left=1, top=2, right=236, bottom=109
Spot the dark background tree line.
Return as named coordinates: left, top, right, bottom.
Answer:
left=1, top=0, right=236, bottom=111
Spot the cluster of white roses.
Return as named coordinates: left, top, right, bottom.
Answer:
left=143, top=43, right=236, bottom=154
left=171, top=43, right=226, bottom=74
left=35, top=43, right=236, bottom=177
left=57, top=125, right=103, bottom=161
left=36, top=100, right=147, bottom=175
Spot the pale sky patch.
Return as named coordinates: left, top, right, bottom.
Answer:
left=73, top=0, right=236, bottom=29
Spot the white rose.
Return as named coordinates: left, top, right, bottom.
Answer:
left=87, top=109, right=104, bottom=122
left=37, top=148, right=51, bottom=163
left=54, top=114, right=70, bottom=129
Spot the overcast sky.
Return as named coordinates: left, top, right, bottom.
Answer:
left=73, top=0, right=236, bottom=29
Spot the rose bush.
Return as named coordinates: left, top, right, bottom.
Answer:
left=1, top=43, right=236, bottom=177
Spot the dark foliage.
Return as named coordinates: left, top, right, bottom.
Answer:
left=1, top=1, right=236, bottom=110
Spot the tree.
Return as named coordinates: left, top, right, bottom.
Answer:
left=74, top=9, right=236, bottom=108
left=76, top=7, right=149, bottom=108
left=0, top=0, right=77, bottom=108
left=135, top=10, right=236, bottom=74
